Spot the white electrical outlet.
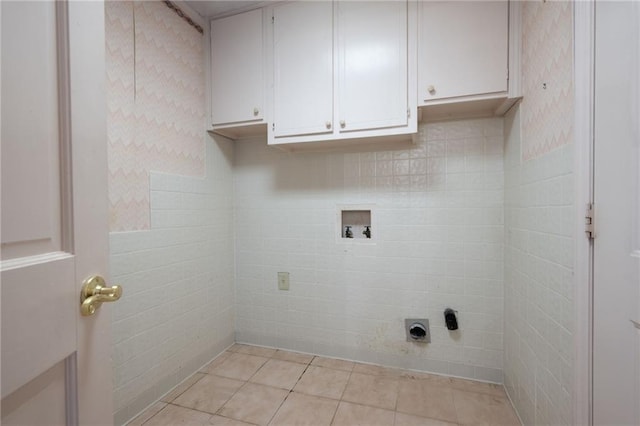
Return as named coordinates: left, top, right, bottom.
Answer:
left=277, top=272, right=289, bottom=290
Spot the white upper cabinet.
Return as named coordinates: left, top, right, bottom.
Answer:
left=418, top=1, right=509, bottom=105
left=269, top=1, right=417, bottom=147
left=211, top=9, right=264, bottom=129
left=337, top=1, right=408, bottom=133
left=207, top=0, right=516, bottom=143
left=272, top=1, right=333, bottom=138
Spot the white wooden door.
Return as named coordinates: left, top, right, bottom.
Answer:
left=1, top=1, right=113, bottom=424
left=272, top=1, right=333, bottom=139
left=418, top=1, right=508, bottom=103
left=593, top=1, right=640, bottom=425
left=211, top=9, right=264, bottom=126
left=337, top=1, right=408, bottom=133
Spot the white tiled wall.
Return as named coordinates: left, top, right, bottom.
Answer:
left=233, top=119, right=506, bottom=382
left=110, top=137, right=235, bottom=425
left=503, top=107, right=574, bottom=425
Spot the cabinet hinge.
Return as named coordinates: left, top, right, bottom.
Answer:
left=272, top=15, right=274, bottom=24
left=585, top=203, right=595, bottom=240
left=272, top=123, right=275, bottom=131
left=407, top=108, right=411, bottom=118
left=507, top=68, right=509, bottom=81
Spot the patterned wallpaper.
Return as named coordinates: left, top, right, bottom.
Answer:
left=106, top=1, right=205, bottom=231
left=521, top=1, right=574, bottom=161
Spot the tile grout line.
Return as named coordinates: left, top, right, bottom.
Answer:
left=139, top=373, right=207, bottom=425
left=166, top=371, right=249, bottom=417
left=165, top=364, right=247, bottom=418
left=264, top=355, right=317, bottom=425
left=393, top=374, right=400, bottom=413
left=337, top=367, right=353, bottom=401
left=212, top=371, right=254, bottom=419
left=449, top=386, right=461, bottom=425
left=174, top=348, right=262, bottom=422
left=329, top=368, right=353, bottom=425
left=166, top=401, right=217, bottom=418
left=134, top=349, right=234, bottom=425
left=137, top=402, right=168, bottom=426
left=213, top=348, right=320, bottom=425
left=139, top=346, right=516, bottom=425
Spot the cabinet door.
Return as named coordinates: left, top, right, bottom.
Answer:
left=337, top=1, right=408, bottom=133
left=418, top=1, right=508, bottom=103
left=272, top=1, right=333, bottom=138
left=211, top=9, right=263, bottom=126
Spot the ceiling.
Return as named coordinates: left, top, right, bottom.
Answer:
left=185, top=1, right=264, bottom=19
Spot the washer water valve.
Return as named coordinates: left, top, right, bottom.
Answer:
left=344, top=225, right=353, bottom=238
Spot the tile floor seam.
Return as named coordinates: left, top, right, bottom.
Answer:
left=267, top=358, right=314, bottom=424
left=130, top=402, right=166, bottom=426
left=132, top=346, right=519, bottom=426
left=449, top=386, right=462, bottom=425
left=293, top=365, right=352, bottom=402
left=328, top=400, right=341, bottom=426
left=169, top=375, right=245, bottom=416
left=337, top=399, right=391, bottom=411
left=242, top=356, right=269, bottom=384
left=265, top=388, right=292, bottom=426
left=161, top=373, right=206, bottom=404
left=211, top=354, right=314, bottom=424
left=138, top=403, right=169, bottom=426
left=337, top=370, right=352, bottom=401
left=342, top=372, right=400, bottom=411
left=265, top=359, right=324, bottom=425
left=214, top=412, right=259, bottom=426
left=295, top=359, right=313, bottom=387
left=391, top=374, right=401, bottom=413
left=214, top=379, right=251, bottom=418
left=165, top=401, right=217, bottom=417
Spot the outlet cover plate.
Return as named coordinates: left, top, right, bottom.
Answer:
left=278, top=272, right=289, bottom=291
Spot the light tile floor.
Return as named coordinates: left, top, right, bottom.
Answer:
left=128, top=344, right=520, bottom=426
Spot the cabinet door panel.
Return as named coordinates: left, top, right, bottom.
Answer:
left=338, top=1, right=408, bottom=133
left=211, top=9, right=263, bottom=126
left=273, top=2, right=333, bottom=138
left=419, top=1, right=508, bottom=103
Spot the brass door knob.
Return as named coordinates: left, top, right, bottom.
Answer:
left=80, top=275, right=122, bottom=316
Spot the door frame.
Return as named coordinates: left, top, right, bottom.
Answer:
left=573, top=1, right=595, bottom=425
left=67, top=0, right=112, bottom=423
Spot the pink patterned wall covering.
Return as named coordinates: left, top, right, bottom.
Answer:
left=106, top=1, right=205, bottom=231
left=521, top=1, right=574, bottom=161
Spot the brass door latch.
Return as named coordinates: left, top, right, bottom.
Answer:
left=80, top=275, right=122, bottom=316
